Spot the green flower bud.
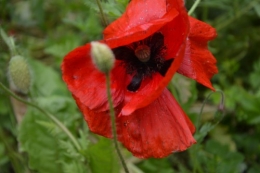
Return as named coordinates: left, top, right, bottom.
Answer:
left=8, top=55, right=31, bottom=94
left=90, top=41, right=115, bottom=73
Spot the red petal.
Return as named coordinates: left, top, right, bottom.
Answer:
left=121, top=0, right=189, bottom=115
left=177, top=17, right=218, bottom=90
left=73, top=86, right=195, bottom=158
left=188, top=17, right=216, bottom=40
left=117, top=89, right=196, bottom=158
left=104, top=0, right=179, bottom=48
left=61, top=44, right=125, bottom=111
left=161, top=0, right=189, bottom=60
left=73, top=94, right=113, bottom=138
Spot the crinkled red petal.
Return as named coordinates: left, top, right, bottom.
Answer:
left=104, top=0, right=166, bottom=37
left=117, top=89, right=196, bottom=158
left=103, top=0, right=179, bottom=48
left=61, top=44, right=125, bottom=111
left=121, top=0, right=189, bottom=115
left=177, top=17, right=218, bottom=90
left=73, top=94, right=113, bottom=138
left=74, top=88, right=196, bottom=158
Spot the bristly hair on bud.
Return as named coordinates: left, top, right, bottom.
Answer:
left=90, top=41, right=115, bottom=73
left=8, top=55, right=32, bottom=94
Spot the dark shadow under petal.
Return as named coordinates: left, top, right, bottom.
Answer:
left=127, top=73, right=143, bottom=92
left=159, top=58, right=174, bottom=76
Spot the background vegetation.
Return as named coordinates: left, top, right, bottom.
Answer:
left=0, top=0, right=260, bottom=172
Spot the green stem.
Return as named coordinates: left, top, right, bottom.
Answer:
left=188, top=0, right=201, bottom=15
left=192, top=90, right=225, bottom=173
left=105, top=73, right=129, bottom=173
left=95, top=0, right=108, bottom=26
left=0, top=82, right=82, bottom=152
left=196, top=90, right=225, bottom=129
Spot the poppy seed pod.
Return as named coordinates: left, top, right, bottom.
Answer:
left=8, top=55, right=31, bottom=94
left=90, top=41, right=115, bottom=73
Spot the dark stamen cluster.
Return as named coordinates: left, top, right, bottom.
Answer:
left=113, top=33, right=173, bottom=92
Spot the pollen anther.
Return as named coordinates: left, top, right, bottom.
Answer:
left=135, top=45, right=151, bottom=62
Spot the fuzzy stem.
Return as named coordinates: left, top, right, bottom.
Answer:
left=105, top=73, right=129, bottom=173
left=0, top=82, right=82, bottom=152
left=188, top=0, right=201, bottom=15
left=95, top=0, right=108, bottom=26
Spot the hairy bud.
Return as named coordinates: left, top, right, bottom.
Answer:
left=8, top=55, right=31, bottom=94
left=90, top=42, right=115, bottom=73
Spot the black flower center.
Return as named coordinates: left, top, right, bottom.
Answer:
left=112, top=33, right=173, bottom=92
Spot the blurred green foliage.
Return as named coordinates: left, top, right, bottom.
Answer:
left=0, top=0, right=260, bottom=172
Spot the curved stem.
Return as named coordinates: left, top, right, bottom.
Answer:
left=196, top=90, right=225, bottom=129
left=105, top=73, right=129, bottom=173
left=0, top=82, right=82, bottom=152
left=192, top=90, right=225, bottom=173
left=95, top=0, right=108, bottom=26
left=188, top=0, right=201, bottom=15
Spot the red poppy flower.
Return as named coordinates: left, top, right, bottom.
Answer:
left=61, top=0, right=217, bottom=158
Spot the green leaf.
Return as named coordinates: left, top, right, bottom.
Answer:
left=195, top=122, right=215, bottom=142
left=36, top=120, right=62, bottom=136
left=137, top=158, right=174, bottom=173
left=78, top=129, right=90, bottom=156
left=19, top=107, right=88, bottom=173
left=87, top=137, right=120, bottom=173
left=27, top=59, right=67, bottom=97
left=58, top=139, right=89, bottom=173
left=61, top=161, right=88, bottom=173
left=59, top=140, right=84, bottom=161
left=18, top=108, right=62, bottom=173
left=44, top=32, right=82, bottom=64
left=204, top=140, right=245, bottom=173
left=62, top=14, right=102, bottom=41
